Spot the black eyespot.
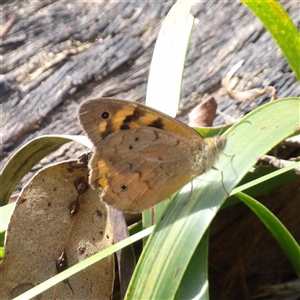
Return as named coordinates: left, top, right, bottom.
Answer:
left=135, top=137, right=139, bottom=141
left=120, top=184, right=128, bottom=192
left=129, top=145, right=133, bottom=149
left=100, top=111, right=110, bottom=119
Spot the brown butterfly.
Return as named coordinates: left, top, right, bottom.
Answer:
left=78, top=98, right=226, bottom=213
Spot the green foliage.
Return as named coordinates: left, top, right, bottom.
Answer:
left=125, top=98, right=300, bottom=300
left=242, top=0, right=300, bottom=80
left=235, top=192, right=300, bottom=276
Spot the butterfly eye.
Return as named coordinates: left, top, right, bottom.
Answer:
left=120, top=184, right=128, bottom=192
left=100, top=111, right=110, bottom=119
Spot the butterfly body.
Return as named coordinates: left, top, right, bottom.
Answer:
left=79, top=98, right=226, bottom=213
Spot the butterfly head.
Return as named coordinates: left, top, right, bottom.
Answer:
left=214, top=136, right=227, bottom=154
left=192, top=136, right=227, bottom=175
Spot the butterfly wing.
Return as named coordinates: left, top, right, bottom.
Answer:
left=89, top=127, right=205, bottom=213
left=78, top=98, right=202, bottom=147
left=78, top=97, right=226, bottom=213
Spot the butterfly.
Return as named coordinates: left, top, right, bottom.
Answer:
left=78, top=98, right=226, bottom=213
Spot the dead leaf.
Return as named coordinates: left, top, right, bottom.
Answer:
left=0, top=158, right=114, bottom=299
left=222, top=60, right=277, bottom=102
left=188, top=97, right=217, bottom=127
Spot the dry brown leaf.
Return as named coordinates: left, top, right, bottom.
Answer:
left=0, top=158, right=114, bottom=299
left=222, top=61, right=277, bottom=102
left=188, top=97, right=218, bottom=127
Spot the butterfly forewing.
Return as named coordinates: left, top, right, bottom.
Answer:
left=79, top=98, right=202, bottom=143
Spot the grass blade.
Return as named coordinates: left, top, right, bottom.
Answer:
left=235, top=192, right=300, bottom=276
left=242, top=0, right=300, bottom=80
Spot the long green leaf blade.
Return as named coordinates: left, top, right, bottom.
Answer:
left=143, top=1, right=197, bottom=230
left=126, top=98, right=300, bottom=299
left=242, top=0, right=300, bottom=80
left=146, top=1, right=196, bottom=116
left=235, top=192, right=300, bottom=276
left=0, top=135, right=92, bottom=206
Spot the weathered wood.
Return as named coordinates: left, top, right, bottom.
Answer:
left=1, top=1, right=298, bottom=165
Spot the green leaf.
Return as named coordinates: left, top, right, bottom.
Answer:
left=235, top=192, right=300, bottom=276
left=0, top=203, right=15, bottom=233
left=0, top=203, right=15, bottom=257
left=242, top=0, right=300, bottom=80
left=223, top=160, right=300, bottom=209
left=175, top=230, right=210, bottom=300
left=0, top=135, right=91, bottom=206
left=143, top=1, right=197, bottom=231
left=125, top=97, right=300, bottom=299
left=234, top=163, right=300, bottom=198
left=146, top=1, right=196, bottom=116
left=232, top=161, right=300, bottom=196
